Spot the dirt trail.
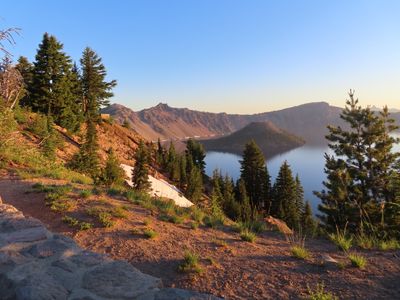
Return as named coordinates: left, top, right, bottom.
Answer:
left=1, top=178, right=399, bottom=299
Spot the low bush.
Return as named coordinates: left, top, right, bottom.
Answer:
left=291, top=245, right=310, bottom=260
left=307, top=283, right=338, bottom=300
left=329, top=231, right=352, bottom=252
left=112, top=206, right=128, bottom=219
left=79, top=190, right=92, bottom=199
left=143, top=228, right=158, bottom=239
left=348, top=253, right=367, bottom=269
left=240, top=229, right=256, bottom=243
left=178, top=251, right=202, bottom=273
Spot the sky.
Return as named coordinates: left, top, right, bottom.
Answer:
left=1, top=0, right=400, bottom=113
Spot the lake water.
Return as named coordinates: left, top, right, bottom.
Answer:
left=205, top=134, right=400, bottom=215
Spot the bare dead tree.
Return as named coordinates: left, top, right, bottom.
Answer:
left=0, top=27, right=24, bottom=109
left=0, top=57, right=24, bottom=109
left=0, top=27, right=20, bottom=58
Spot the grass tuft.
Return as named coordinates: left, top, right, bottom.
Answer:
left=291, top=245, right=310, bottom=260
left=307, top=283, right=338, bottom=300
left=143, top=228, right=158, bottom=239
left=178, top=250, right=202, bottom=273
left=240, top=229, right=256, bottom=243
left=348, top=253, right=367, bottom=269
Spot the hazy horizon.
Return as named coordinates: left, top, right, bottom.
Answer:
left=2, top=0, right=400, bottom=113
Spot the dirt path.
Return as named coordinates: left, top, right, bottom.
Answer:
left=1, top=178, right=399, bottom=299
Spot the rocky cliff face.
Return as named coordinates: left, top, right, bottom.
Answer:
left=0, top=197, right=218, bottom=300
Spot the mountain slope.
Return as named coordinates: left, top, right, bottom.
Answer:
left=103, top=102, right=346, bottom=144
left=254, top=102, right=344, bottom=144
left=201, top=121, right=305, bottom=158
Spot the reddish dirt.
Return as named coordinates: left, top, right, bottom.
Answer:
left=1, top=178, right=399, bottom=300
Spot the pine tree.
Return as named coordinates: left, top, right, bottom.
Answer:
left=179, top=155, right=187, bottom=189
left=239, top=140, right=270, bottom=213
left=80, top=47, right=116, bottom=121
left=58, top=63, right=83, bottom=132
left=302, top=201, right=317, bottom=236
left=101, top=147, right=126, bottom=186
left=185, top=139, right=206, bottom=175
left=236, top=179, right=252, bottom=223
left=69, top=120, right=99, bottom=178
left=271, top=161, right=300, bottom=229
left=185, top=166, right=203, bottom=203
left=131, top=141, right=151, bottom=191
left=294, top=175, right=305, bottom=215
left=315, top=91, right=400, bottom=234
left=29, top=33, right=80, bottom=131
left=15, top=56, right=33, bottom=107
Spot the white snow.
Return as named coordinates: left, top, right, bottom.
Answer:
left=120, top=164, right=194, bottom=208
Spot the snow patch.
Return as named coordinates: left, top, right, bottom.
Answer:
left=120, top=164, right=193, bottom=208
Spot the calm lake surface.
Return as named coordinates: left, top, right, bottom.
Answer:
left=205, top=134, right=400, bottom=215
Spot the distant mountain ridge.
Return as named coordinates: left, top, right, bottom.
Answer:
left=102, top=101, right=400, bottom=145
left=103, top=101, right=346, bottom=143
left=201, top=121, right=305, bottom=158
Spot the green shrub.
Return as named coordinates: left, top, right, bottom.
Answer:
left=378, top=239, right=400, bottom=251
left=79, top=190, right=92, bottom=199
left=79, top=222, right=93, bottom=230
left=191, top=207, right=205, bottom=223
left=356, top=234, right=376, bottom=250
left=62, top=216, right=92, bottom=230
left=190, top=222, right=199, bottom=230
left=178, top=251, right=202, bottom=273
left=112, top=206, right=128, bottom=219
left=329, top=231, right=352, bottom=252
left=62, top=216, right=79, bottom=227
left=107, top=185, right=126, bottom=196
left=307, top=283, right=338, bottom=300
left=348, top=253, right=367, bottom=269
left=291, top=245, right=310, bottom=259
left=143, top=228, right=158, bottom=239
left=204, top=214, right=224, bottom=228
left=98, top=212, right=115, bottom=228
left=240, top=229, right=256, bottom=243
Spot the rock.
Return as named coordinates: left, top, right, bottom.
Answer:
left=15, top=273, right=69, bottom=300
left=71, top=251, right=109, bottom=268
left=68, top=288, right=104, bottom=300
left=0, top=216, right=43, bottom=233
left=321, top=254, right=340, bottom=269
left=25, top=238, right=72, bottom=259
left=152, top=288, right=222, bottom=300
left=82, top=261, right=162, bottom=299
left=264, top=216, right=293, bottom=235
left=3, top=226, right=49, bottom=243
left=52, top=258, right=79, bottom=273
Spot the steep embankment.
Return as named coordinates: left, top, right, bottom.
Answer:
left=201, top=121, right=305, bottom=158
left=103, top=101, right=346, bottom=144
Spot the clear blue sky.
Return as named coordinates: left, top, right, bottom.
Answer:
left=2, top=0, right=400, bottom=113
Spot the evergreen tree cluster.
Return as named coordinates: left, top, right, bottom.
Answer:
left=155, top=138, right=205, bottom=203
left=315, top=91, right=400, bottom=237
left=16, top=33, right=116, bottom=132
left=210, top=140, right=317, bottom=233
